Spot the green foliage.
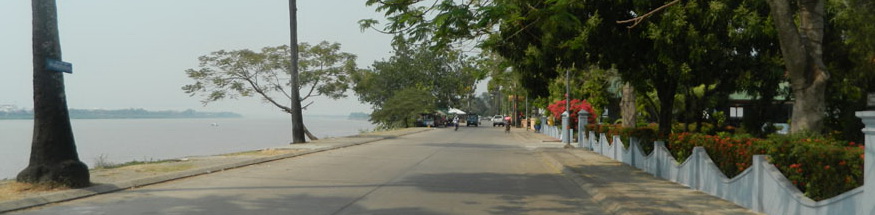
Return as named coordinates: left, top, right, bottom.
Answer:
left=669, top=132, right=761, bottom=178
left=663, top=131, right=864, bottom=201
left=586, top=124, right=658, bottom=155
left=822, top=0, right=875, bottom=143
left=364, top=0, right=872, bottom=141
left=756, top=133, right=865, bottom=201
left=182, top=42, right=357, bottom=111
left=370, top=88, right=436, bottom=129
left=586, top=123, right=865, bottom=200
left=352, top=43, right=478, bottom=109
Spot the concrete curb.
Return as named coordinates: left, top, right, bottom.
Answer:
left=539, top=149, right=656, bottom=215
left=0, top=128, right=432, bottom=213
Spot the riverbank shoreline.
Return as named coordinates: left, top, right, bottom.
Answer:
left=0, top=127, right=432, bottom=213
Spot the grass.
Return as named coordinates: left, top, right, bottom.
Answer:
left=0, top=182, right=70, bottom=201
left=221, top=148, right=299, bottom=157
left=92, top=154, right=182, bottom=170
left=135, top=163, right=195, bottom=173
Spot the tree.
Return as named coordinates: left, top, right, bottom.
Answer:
left=822, top=0, right=875, bottom=142
left=765, top=0, right=830, bottom=133
left=17, top=0, right=90, bottom=188
left=370, top=88, right=436, bottom=128
left=182, top=42, right=357, bottom=141
left=288, top=0, right=305, bottom=143
left=353, top=42, right=478, bottom=110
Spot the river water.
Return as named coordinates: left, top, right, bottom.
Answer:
left=0, top=116, right=374, bottom=180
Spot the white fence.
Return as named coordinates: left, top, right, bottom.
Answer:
left=539, top=111, right=875, bottom=215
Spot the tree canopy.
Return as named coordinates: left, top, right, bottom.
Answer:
left=352, top=43, right=482, bottom=128
left=183, top=41, right=356, bottom=112
left=363, top=0, right=873, bottom=140
left=182, top=41, right=357, bottom=139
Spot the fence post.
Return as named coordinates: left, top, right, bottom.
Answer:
left=857, top=111, right=875, bottom=214
left=751, top=155, right=765, bottom=212
left=562, top=111, right=570, bottom=145
left=579, top=110, right=590, bottom=149
left=541, top=116, right=547, bottom=132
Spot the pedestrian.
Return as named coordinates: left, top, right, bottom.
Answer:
left=505, top=120, right=511, bottom=134
left=453, top=116, right=460, bottom=131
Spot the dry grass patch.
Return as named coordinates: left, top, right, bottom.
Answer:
left=136, top=163, right=195, bottom=173
left=0, top=181, right=70, bottom=201
left=222, top=148, right=302, bottom=157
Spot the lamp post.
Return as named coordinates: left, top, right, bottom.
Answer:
left=563, top=69, right=571, bottom=147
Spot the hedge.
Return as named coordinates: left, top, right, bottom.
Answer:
left=587, top=125, right=865, bottom=201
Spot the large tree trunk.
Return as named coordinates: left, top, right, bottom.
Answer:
left=621, top=82, right=637, bottom=128
left=17, top=0, right=90, bottom=188
left=766, top=0, right=829, bottom=133
left=288, top=0, right=306, bottom=143
left=656, top=80, right=679, bottom=138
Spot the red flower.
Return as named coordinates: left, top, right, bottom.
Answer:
left=824, top=165, right=831, bottom=170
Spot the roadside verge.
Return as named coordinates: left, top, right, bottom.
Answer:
left=0, top=127, right=432, bottom=213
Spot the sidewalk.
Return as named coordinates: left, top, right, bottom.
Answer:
left=0, top=127, right=432, bottom=213
left=521, top=129, right=762, bottom=215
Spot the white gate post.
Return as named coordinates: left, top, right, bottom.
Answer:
left=579, top=110, right=590, bottom=149
left=857, top=111, right=875, bottom=214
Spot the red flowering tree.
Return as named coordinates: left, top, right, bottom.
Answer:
left=546, top=99, right=596, bottom=129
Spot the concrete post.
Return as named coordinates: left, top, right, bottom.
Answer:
left=579, top=110, right=590, bottom=149
left=751, top=155, right=765, bottom=212
left=856, top=111, right=875, bottom=214
left=561, top=111, right=570, bottom=145
left=541, top=116, right=547, bottom=135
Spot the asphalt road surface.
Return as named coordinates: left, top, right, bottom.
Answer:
left=11, top=126, right=605, bottom=215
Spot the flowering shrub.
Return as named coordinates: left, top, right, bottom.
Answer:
left=585, top=123, right=866, bottom=200
left=665, top=132, right=864, bottom=201
left=668, top=133, right=764, bottom=178
left=754, top=134, right=864, bottom=201
left=546, top=99, right=595, bottom=129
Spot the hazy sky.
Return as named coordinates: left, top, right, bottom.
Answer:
left=1, top=0, right=396, bottom=118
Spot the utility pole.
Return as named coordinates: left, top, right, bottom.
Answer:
left=563, top=69, right=571, bottom=146
left=288, top=0, right=306, bottom=143
left=566, top=69, right=570, bottom=119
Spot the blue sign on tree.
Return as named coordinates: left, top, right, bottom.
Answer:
left=46, top=58, right=72, bottom=74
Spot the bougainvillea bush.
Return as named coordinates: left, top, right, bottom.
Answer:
left=546, top=99, right=595, bottom=129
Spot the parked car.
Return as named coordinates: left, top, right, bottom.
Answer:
left=492, top=115, right=506, bottom=127
left=466, top=115, right=479, bottom=127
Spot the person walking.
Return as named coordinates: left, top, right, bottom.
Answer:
left=453, top=116, right=460, bottom=131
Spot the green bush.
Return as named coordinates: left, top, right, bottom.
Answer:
left=754, top=133, right=864, bottom=201
left=668, top=132, right=763, bottom=178
left=585, top=124, right=657, bottom=154
left=589, top=124, right=866, bottom=200
left=666, top=132, right=864, bottom=201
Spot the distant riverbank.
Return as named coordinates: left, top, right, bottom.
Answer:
left=0, top=108, right=240, bottom=120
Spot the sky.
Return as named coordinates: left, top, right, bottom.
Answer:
left=0, top=0, right=398, bottom=118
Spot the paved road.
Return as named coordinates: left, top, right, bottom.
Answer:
left=11, top=126, right=605, bottom=215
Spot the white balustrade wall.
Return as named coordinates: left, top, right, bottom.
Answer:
left=538, top=111, right=875, bottom=215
